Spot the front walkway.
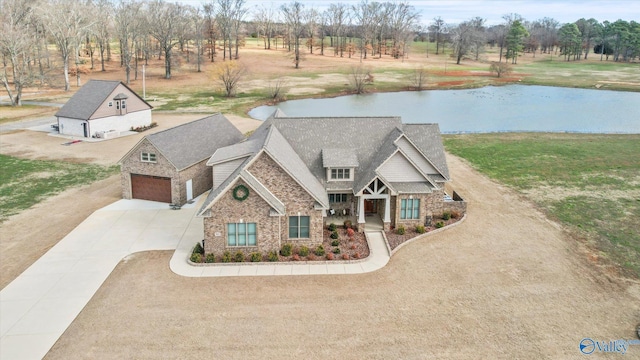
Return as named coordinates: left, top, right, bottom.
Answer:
left=0, top=197, right=390, bottom=359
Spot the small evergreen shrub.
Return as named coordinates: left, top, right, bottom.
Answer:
left=435, top=221, right=445, bottom=228
left=343, top=220, right=352, bottom=229
left=331, top=239, right=340, bottom=247
left=205, top=253, right=216, bottom=263
left=267, top=251, right=278, bottom=262
left=396, top=225, right=406, bottom=235
left=415, top=225, right=425, bottom=234
left=332, top=247, right=341, bottom=254
left=330, top=231, right=339, bottom=239
left=222, top=251, right=232, bottom=263
left=280, top=243, right=292, bottom=256
left=328, top=223, right=337, bottom=231
left=326, top=252, right=334, bottom=260
left=299, top=246, right=310, bottom=257
left=249, top=252, right=262, bottom=262
left=314, top=245, right=325, bottom=256
left=442, top=211, right=452, bottom=220
left=190, top=253, right=203, bottom=263
left=193, top=242, right=204, bottom=255
left=233, top=250, right=245, bottom=262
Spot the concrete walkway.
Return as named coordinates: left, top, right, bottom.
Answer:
left=0, top=197, right=390, bottom=359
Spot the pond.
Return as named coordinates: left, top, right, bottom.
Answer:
left=248, top=85, right=640, bottom=134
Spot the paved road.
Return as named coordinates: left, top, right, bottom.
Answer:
left=0, top=195, right=392, bottom=359
left=0, top=100, right=62, bottom=133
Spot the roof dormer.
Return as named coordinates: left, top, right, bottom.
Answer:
left=322, top=148, right=358, bottom=182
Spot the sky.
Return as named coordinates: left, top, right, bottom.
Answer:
left=178, top=0, right=640, bottom=26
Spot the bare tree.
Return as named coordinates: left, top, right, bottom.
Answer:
left=429, top=16, right=446, bottom=55
left=450, top=20, right=475, bottom=64
left=254, top=4, right=277, bottom=50
left=281, top=1, right=305, bottom=68
left=410, top=67, right=428, bottom=90
left=38, top=0, right=94, bottom=91
left=203, top=1, right=217, bottom=62
left=115, top=0, right=142, bottom=84
left=267, top=78, right=287, bottom=102
left=92, top=0, right=113, bottom=72
left=327, top=3, right=349, bottom=57
left=304, top=7, right=319, bottom=54
left=387, top=1, right=420, bottom=59
left=191, top=7, right=205, bottom=72
left=489, top=61, right=511, bottom=77
left=147, top=0, right=187, bottom=79
left=211, top=60, right=246, bottom=97
left=348, top=65, right=373, bottom=94
left=1, top=0, right=39, bottom=105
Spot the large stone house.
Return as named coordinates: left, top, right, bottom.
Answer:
left=56, top=80, right=152, bottom=138
left=119, top=114, right=244, bottom=205
left=198, top=111, right=464, bottom=256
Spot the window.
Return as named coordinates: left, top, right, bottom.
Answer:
left=141, top=152, right=157, bottom=163
left=329, top=193, right=348, bottom=203
left=400, top=199, right=420, bottom=219
left=227, top=222, right=257, bottom=246
left=289, top=216, right=310, bottom=238
left=116, top=101, right=120, bottom=110
left=121, top=100, right=126, bottom=109
left=108, top=101, right=113, bottom=107
left=330, top=168, right=351, bottom=180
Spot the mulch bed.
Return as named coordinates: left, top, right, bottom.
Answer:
left=279, top=227, right=369, bottom=262
left=385, top=217, right=462, bottom=251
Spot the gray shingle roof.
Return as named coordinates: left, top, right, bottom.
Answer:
left=207, top=138, right=262, bottom=165
left=389, top=182, right=434, bottom=193
left=402, top=124, right=450, bottom=180
left=147, top=113, right=244, bottom=170
left=352, top=127, right=403, bottom=194
left=322, top=148, right=359, bottom=168
left=55, top=80, right=149, bottom=120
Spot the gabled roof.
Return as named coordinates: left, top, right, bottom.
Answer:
left=119, top=113, right=244, bottom=171
left=352, top=127, right=404, bottom=194
left=322, top=148, right=359, bottom=168
left=401, top=124, right=450, bottom=180
left=55, top=80, right=151, bottom=120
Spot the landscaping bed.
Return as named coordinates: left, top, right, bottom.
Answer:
left=385, top=211, right=463, bottom=250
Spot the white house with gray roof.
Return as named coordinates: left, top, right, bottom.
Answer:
left=56, top=80, right=152, bottom=138
left=119, top=114, right=244, bottom=205
left=198, top=110, right=464, bottom=257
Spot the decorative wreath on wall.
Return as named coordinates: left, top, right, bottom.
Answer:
left=232, top=184, right=249, bottom=201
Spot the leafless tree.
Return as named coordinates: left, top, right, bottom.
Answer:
left=450, top=21, right=474, bottom=64
left=92, top=0, right=113, bottom=72
left=348, top=65, right=373, bottom=94
left=281, top=1, right=305, bottom=68
left=304, top=7, right=319, bottom=54
left=429, top=17, right=446, bottom=55
left=147, top=0, right=187, bottom=79
left=190, top=7, right=205, bottom=72
left=489, top=61, right=512, bottom=77
left=327, top=3, right=349, bottom=57
left=38, top=0, right=94, bottom=91
left=267, top=78, right=287, bottom=102
left=211, top=60, right=246, bottom=97
left=387, top=1, right=420, bottom=59
left=352, top=0, right=379, bottom=61
left=254, top=4, right=277, bottom=50
left=203, top=1, right=217, bottom=62
left=1, top=0, right=39, bottom=105
left=410, top=67, right=428, bottom=90
left=115, top=0, right=142, bottom=84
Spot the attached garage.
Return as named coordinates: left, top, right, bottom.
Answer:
left=131, top=174, right=171, bottom=203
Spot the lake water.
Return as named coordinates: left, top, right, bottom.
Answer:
left=248, top=85, right=640, bottom=134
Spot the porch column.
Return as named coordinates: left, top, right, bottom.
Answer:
left=383, top=195, right=391, bottom=223
left=358, top=196, right=366, bottom=224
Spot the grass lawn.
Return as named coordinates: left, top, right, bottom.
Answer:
left=444, top=133, right=640, bottom=278
left=0, top=154, right=118, bottom=222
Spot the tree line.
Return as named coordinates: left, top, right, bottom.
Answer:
left=1, top=0, right=638, bottom=106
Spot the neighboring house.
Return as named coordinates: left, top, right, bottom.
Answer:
left=119, top=114, right=244, bottom=205
left=198, top=110, right=465, bottom=256
left=56, top=80, right=152, bottom=138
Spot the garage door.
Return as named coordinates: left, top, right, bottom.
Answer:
left=131, top=174, right=172, bottom=203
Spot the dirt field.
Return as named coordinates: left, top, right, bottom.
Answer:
left=43, top=155, right=640, bottom=359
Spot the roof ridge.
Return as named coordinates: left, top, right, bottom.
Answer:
left=148, top=113, right=223, bottom=138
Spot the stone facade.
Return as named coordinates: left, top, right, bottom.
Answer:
left=120, top=138, right=212, bottom=205
left=203, top=152, right=324, bottom=256
left=393, top=189, right=445, bottom=229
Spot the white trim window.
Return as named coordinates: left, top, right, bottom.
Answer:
left=121, top=100, right=126, bottom=109
left=108, top=101, right=113, bottom=107
left=227, top=222, right=257, bottom=246
left=330, top=168, right=351, bottom=180
left=329, top=193, right=348, bottom=203
left=400, top=198, right=420, bottom=220
left=289, top=216, right=310, bottom=238
left=141, top=152, right=157, bottom=163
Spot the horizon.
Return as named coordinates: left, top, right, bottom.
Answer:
left=176, top=0, right=640, bottom=26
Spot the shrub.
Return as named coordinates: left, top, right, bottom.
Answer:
left=350, top=244, right=356, bottom=250
left=328, top=223, right=337, bottom=231
left=442, top=211, right=452, bottom=220
left=267, top=251, right=278, bottom=262
left=435, top=221, right=444, bottom=229
left=415, top=225, right=425, bottom=234
left=314, top=245, right=325, bottom=256
left=205, top=253, right=216, bottom=263
left=326, top=252, right=334, bottom=260
left=346, top=228, right=355, bottom=237
left=450, top=210, right=461, bottom=219
left=222, top=251, right=232, bottom=263
left=193, top=242, right=204, bottom=255
left=343, top=220, right=352, bottom=229
left=190, top=253, right=203, bottom=263
left=292, top=254, right=301, bottom=261
left=332, top=247, right=341, bottom=254
left=233, top=250, right=245, bottom=262
left=396, top=225, right=406, bottom=235
left=250, top=252, right=262, bottom=262
left=307, top=253, right=316, bottom=261
left=330, top=231, right=339, bottom=239
left=280, top=243, right=292, bottom=256
left=353, top=252, right=361, bottom=259
left=299, top=246, right=310, bottom=257
left=342, top=253, right=349, bottom=260
left=331, top=239, right=340, bottom=247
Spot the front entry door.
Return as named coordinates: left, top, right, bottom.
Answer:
left=364, top=199, right=375, bottom=213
